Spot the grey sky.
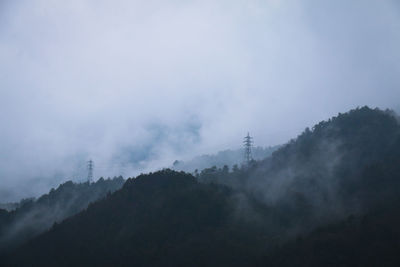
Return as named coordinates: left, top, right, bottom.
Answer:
left=1, top=0, right=400, bottom=202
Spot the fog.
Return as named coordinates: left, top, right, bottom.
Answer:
left=1, top=0, right=400, bottom=202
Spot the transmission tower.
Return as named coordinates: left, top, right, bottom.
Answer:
left=87, top=159, right=94, bottom=182
left=243, top=132, right=253, bottom=165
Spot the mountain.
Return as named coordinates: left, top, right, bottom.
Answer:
left=0, top=176, right=125, bottom=252
left=266, top=203, right=400, bottom=267
left=200, top=107, right=400, bottom=223
left=172, top=146, right=279, bottom=173
left=3, top=170, right=269, bottom=266
left=3, top=106, right=400, bottom=266
left=0, top=203, right=19, bottom=212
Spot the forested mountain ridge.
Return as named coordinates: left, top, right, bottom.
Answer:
left=266, top=203, right=400, bottom=267
left=4, top=171, right=263, bottom=266
left=0, top=176, right=124, bottom=252
left=172, top=145, right=279, bottom=173
left=199, top=107, right=400, bottom=222
left=0, top=203, right=19, bottom=212
left=3, top=106, right=400, bottom=266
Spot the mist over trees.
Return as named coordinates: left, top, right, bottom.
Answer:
left=2, top=0, right=400, bottom=265
left=198, top=107, right=400, bottom=230
left=0, top=177, right=124, bottom=253
left=2, top=107, right=400, bottom=266
left=171, top=145, right=279, bottom=173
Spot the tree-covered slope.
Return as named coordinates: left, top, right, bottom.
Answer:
left=0, top=177, right=124, bottom=252
left=172, top=146, right=279, bottom=173
left=200, top=107, right=400, bottom=227
left=3, top=106, right=400, bottom=266
left=4, top=170, right=271, bottom=266
left=266, top=203, right=400, bottom=267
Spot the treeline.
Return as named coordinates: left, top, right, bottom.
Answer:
left=0, top=176, right=125, bottom=252
left=172, top=146, right=279, bottom=173
left=3, top=106, right=400, bottom=266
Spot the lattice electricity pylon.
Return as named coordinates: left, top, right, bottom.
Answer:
left=87, top=159, right=94, bottom=182
left=243, top=132, right=253, bottom=165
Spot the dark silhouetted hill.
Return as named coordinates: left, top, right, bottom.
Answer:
left=199, top=107, right=400, bottom=228
left=266, top=203, right=400, bottom=267
left=3, top=106, right=400, bottom=266
left=0, top=176, right=124, bottom=253
left=4, top=170, right=271, bottom=266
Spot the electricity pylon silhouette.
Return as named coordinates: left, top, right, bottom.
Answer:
left=243, top=132, right=253, bottom=165
left=87, top=159, right=94, bottom=183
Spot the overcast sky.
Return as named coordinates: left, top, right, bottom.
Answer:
left=1, top=0, right=400, bottom=202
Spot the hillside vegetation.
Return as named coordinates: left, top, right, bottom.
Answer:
left=0, top=177, right=124, bottom=252
left=3, top=107, right=400, bottom=266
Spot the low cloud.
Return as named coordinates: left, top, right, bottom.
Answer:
left=1, top=0, right=400, bottom=201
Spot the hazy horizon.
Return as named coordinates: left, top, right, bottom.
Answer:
left=1, top=0, right=400, bottom=202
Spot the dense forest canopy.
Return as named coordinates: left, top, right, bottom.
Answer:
left=0, top=177, right=124, bottom=252
left=172, top=146, right=279, bottom=173
left=2, top=107, right=400, bottom=266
